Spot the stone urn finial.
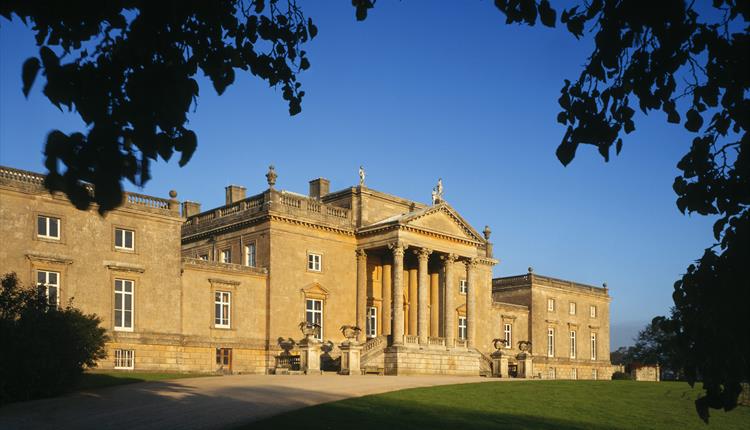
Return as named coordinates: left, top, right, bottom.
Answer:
left=299, top=321, right=320, bottom=339
left=266, top=165, right=277, bottom=189
left=518, top=340, right=532, bottom=352
left=492, top=338, right=508, bottom=351
left=528, top=266, right=534, bottom=274
left=340, top=325, right=362, bottom=343
left=603, top=282, right=608, bottom=290
left=483, top=225, right=491, bottom=241
left=169, top=190, right=178, bottom=199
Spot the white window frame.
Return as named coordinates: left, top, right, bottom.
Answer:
left=570, top=330, right=577, bottom=359
left=547, top=298, right=555, bottom=312
left=114, top=349, right=135, bottom=369
left=307, top=253, right=322, bottom=272
left=590, top=305, right=597, bottom=318
left=547, top=327, right=555, bottom=357
left=220, top=249, right=232, bottom=264
left=37, top=215, right=60, bottom=240
left=503, top=323, right=512, bottom=348
left=592, top=368, right=598, bottom=380
left=569, top=302, right=577, bottom=315
left=572, top=368, right=578, bottom=380
left=548, top=367, right=556, bottom=379
left=458, top=316, right=467, bottom=340
left=37, top=270, right=60, bottom=307
left=591, top=332, right=598, bottom=360
left=459, top=279, right=468, bottom=295
left=114, top=228, right=135, bottom=251
left=114, top=279, right=134, bottom=332
left=366, top=306, right=377, bottom=338
left=199, top=254, right=209, bottom=261
left=245, top=243, right=256, bottom=267
left=215, top=291, right=231, bottom=328
left=305, top=298, right=323, bottom=340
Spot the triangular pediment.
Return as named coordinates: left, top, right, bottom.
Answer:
left=302, top=283, right=329, bottom=299
left=403, top=204, right=484, bottom=242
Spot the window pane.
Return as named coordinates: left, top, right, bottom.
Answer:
left=306, top=300, right=313, bottom=310
left=125, top=231, right=133, bottom=249
left=115, top=309, right=122, bottom=325
left=124, top=311, right=132, bottom=327
left=115, top=279, right=122, bottom=291
left=49, top=272, right=58, bottom=285
left=124, top=281, right=132, bottom=293
left=115, top=293, right=123, bottom=310
left=38, top=216, right=47, bottom=236
left=49, top=218, right=59, bottom=237
left=115, top=230, right=123, bottom=247
left=124, top=294, right=132, bottom=311
left=314, top=300, right=321, bottom=311
left=48, top=286, right=58, bottom=305
left=37, top=271, right=46, bottom=284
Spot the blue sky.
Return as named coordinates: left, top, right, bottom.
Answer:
left=0, top=2, right=717, bottom=347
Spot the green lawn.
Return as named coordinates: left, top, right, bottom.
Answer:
left=248, top=380, right=750, bottom=430
left=74, top=371, right=214, bottom=391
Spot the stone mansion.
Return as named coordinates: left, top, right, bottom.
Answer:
left=0, top=164, right=615, bottom=379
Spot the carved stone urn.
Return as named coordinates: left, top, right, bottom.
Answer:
left=340, top=325, right=362, bottom=344
left=299, top=321, right=320, bottom=342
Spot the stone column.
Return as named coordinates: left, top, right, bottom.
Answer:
left=415, top=248, right=432, bottom=345
left=408, top=267, right=417, bottom=336
left=382, top=263, right=392, bottom=336
left=430, top=271, right=439, bottom=337
left=299, top=335, right=321, bottom=375
left=356, top=249, right=367, bottom=336
left=389, top=242, right=406, bottom=345
left=466, top=258, right=478, bottom=349
left=442, top=254, right=458, bottom=347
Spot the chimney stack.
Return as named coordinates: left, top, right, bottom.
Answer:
left=225, top=185, right=246, bottom=205
left=182, top=201, right=202, bottom=217
left=309, top=178, right=330, bottom=200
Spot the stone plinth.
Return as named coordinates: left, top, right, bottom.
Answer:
left=491, top=350, right=509, bottom=378
left=299, top=336, right=322, bottom=375
left=339, top=341, right=363, bottom=375
left=517, top=352, right=533, bottom=378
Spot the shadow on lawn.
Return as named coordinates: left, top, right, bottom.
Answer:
left=73, top=373, right=145, bottom=391
left=245, top=395, right=619, bottom=430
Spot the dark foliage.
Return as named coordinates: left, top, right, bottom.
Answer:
left=1, top=0, right=317, bottom=213
left=0, top=273, right=108, bottom=404
left=611, top=371, right=633, bottom=380
left=610, top=317, right=684, bottom=380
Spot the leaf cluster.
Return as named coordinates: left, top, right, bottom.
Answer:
left=2, top=0, right=318, bottom=213
left=0, top=273, right=108, bottom=404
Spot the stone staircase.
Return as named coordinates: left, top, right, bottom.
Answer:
left=360, top=335, right=388, bottom=374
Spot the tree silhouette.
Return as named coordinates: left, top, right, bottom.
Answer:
left=1, top=0, right=317, bottom=213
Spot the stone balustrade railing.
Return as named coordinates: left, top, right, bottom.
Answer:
left=125, top=192, right=171, bottom=210
left=183, top=189, right=352, bottom=238
left=181, top=257, right=268, bottom=275
left=362, top=335, right=386, bottom=354
left=0, top=166, right=45, bottom=186
left=427, top=337, right=446, bottom=346
left=404, top=335, right=419, bottom=345
left=1, top=166, right=178, bottom=216
left=493, top=273, right=608, bottom=295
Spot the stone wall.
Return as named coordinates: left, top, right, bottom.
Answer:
left=383, top=346, right=480, bottom=376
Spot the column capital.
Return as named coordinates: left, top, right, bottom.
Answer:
left=465, top=257, right=479, bottom=268
left=441, top=253, right=459, bottom=263
left=355, top=248, right=367, bottom=259
left=387, top=241, right=407, bottom=257
left=413, top=247, right=432, bottom=261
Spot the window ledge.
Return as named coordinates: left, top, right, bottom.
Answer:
left=104, top=261, right=145, bottom=273
left=25, top=253, right=73, bottom=265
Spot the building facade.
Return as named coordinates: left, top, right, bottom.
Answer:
left=0, top=165, right=616, bottom=378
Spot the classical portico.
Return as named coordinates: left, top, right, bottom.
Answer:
left=353, top=203, right=497, bottom=374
